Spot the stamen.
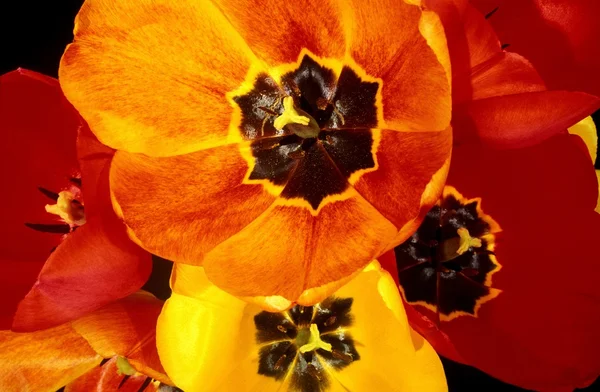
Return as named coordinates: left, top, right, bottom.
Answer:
left=45, top=190, right=86, bottom=226
left=274, top=96, right=310, bottom=130
left=332, top=349, right=354, bottom=363
left=306, top=363, right=322, bottom=381
left=274, top=354, right=287, bottom=370
left=298, top=324, right=332, bottom=353
left=277, top=325, right=288, bottom=333
left=324, top=316, right=336, bottom=327
left=116, top=356, right=137, bottom=376
left=456, top=227, right=482, bottom=255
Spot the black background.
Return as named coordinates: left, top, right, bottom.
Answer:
left=2, top=1, right=599, bottom=391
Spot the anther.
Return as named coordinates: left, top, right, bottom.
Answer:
left=274, top=354, right=287, bottom=370
left=277, top=325, right=288, bottom=333
left=306, top=364, right=322, bottom=381
left=324, top=316, right=336, bottom=327
left=332, top=349, right=354, bottom=363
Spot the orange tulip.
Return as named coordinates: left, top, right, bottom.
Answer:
left=59, top=0, right=454, bottom=306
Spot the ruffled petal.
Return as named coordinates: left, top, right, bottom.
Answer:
left=13, top=159, right=152, bottom=331
left=353, top=128, right=451, bottom=234
left=344, top=0, right=451, bottom=131
left=0, top=324, right=101, bottom=391
left=211, top=0, right=346, bottom=64
left=203, top=192, right=397, bottom=302
left=328, top=262, right=447, bottom=391
left=71, top=291, right=169, bottom=384
left=60, top=0, right=262, bottom=156
left=110, top=144, right=276, bottom=264
left=471, top=0, right=600, bottom=97
left=453, top=91, right=600, bottom=148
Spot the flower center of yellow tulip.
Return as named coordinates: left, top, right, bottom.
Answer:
left=394, top=186, right=502, bottom=321
left=254, top=297, right=359, bottom=390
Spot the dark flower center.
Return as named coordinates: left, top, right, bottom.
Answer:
left=233, top=54, right=381, bottom=210
left=254, top=296, right=359, bottom=391
left=393, top=187, right=501, bottom=321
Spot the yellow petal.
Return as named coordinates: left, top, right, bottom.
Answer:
left=330, top=261, right=447, bottom=391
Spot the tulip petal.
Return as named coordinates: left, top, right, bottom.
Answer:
left=412, top=133, right=600, bottom=390
left=453, top=91, right=600, bottom=149
left=203, top=192, right=397, bottom=301
left=471, top=0, right=600, bottom=97
left=343, top=0, right=451, bottom=131
left=65, top=357, right=160, bottom=392
left=13, top=160, right=152, bottom=331
left=353, top=128, right=452, bottom=233
left=110, top=144, right=276, bottom=265
left=448, top=134, right=599, bottom=218
left=210, top=0, right=346, bottom=64
left=60, top=0, right=262, bottom=156
left=157, top=264, right=267, bottom=392
left=0, top=69, right=79, bottom=268
left=71, top=291, right=169, bottom=384
left=327, top=263, right=447, bottom=391
left=0, top=324, right=101, bottom=391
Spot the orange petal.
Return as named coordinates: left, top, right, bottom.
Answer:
left=0, top=324, right=101, bottom=391
left=211, top=0, right=346, bottom=64
left=110, top=144, right=276, bottom=264
left=65, top=357, right=160, bottom=392
left=203, top=191, right=397, bottom=302
left=59, top=0, right=260, bottom=157
left=353, top=128, right=452, bottom=238
left=343, top=0, right=451, bottom=131
left=71, top=292, right=169, bottom=384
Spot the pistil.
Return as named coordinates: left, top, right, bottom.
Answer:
left=274, top=96, right=320, bottom=138
left=456, top=227, right=482, bottom=255
left=45, top=190, right=86, bottom=226
left=298, top=324, right=332, bottom=353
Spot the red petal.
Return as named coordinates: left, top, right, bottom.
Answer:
left=471, top=0, right=600, bottom=97
left=448, top=133, right=599, bottom=221
left=0, top=69, right=80, bottom=264
left=440, top=214, right=600, bottom=390
left=422, top=133, right=600, bottom=389
left=13, top=160, right=152, bottom=331
left=453, top=91, right=600, bottom=148
left=0, top=260, right=44, bottom=329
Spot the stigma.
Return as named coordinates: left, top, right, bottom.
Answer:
left=45, top=190, right=86, bottom=226
left=298, top=324, right=333, bottom=353
left=274, top=96, right=320, bottom=138
left=456, top=227, right=482, bottom=255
